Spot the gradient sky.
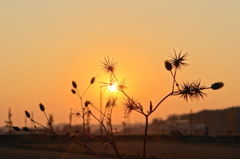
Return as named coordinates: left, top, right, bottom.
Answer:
left=1, top=1, right=240, bottom=128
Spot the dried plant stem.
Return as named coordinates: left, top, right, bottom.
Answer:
left=31, top=119, right=51, bottom=132
left=150, top=92, right=173, bottom=115
left=43, top=111, right=53, bottom=131
left=82, top=84, right=91, bottom=97
left=111, top=144, right=122, bottom=159
left=90, top=104, right=109, bottom=120
left=84, top=144, right=105, bottom=159
left=143, top=115, right=149, bottom=159
left=76, top=131, right=110, bottom=144
left=90, top=111, right=122, bottom=159
left=71, top=137, right=104, bottom=159
left=90, top=112, right=110, bottom=137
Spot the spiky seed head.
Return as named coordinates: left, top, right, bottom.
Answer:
left=100, top=57, right=118, bottom=74
left=90, top=77, right=95, bottom=84
left=25, top=111, right=30, bottom=118
left=165, top=61, right=172, bottom=71
left=72, top=81, right=77, bottom=88
left=23, top=127, right=29, bottom=131
left=13, top=127, right=20, bottom=131
left=211, top=82, right=224, bottom=90
left=169, top=50, right=188, bottom=70
left=39, top=103, right=45, bottom=111
left=71, top=89, right=76, bottom=94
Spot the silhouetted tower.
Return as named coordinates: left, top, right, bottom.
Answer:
left=69, top=108, right=72, bottom=132
left=86, top=107, right=91, bottom=134
left=5, top=107, right=13, bottom=135
left=47, top=114, right=54, bottom=130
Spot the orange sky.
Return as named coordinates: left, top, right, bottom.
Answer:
left=1, top=1, right=240, bottom=128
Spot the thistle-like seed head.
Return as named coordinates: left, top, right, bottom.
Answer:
left=118, top=78, right=128, bottom=91
left=169, top=49, right=188, bottom=70
left=39, top=103, right=45, bottom=111
left=122, top=98, right=138, bottom=116
left=25, top=111, right=30, bottom=118
left=100, top=57, right=118, bottom=74
left=179, top=79, right=207, bottom=101
left=211, top=82, right=224, bottom=90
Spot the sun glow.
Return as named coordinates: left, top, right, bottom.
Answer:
left=107, top=82, right=117, bottom=92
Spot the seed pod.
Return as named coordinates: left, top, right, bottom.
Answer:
left=71, top=89, right=76, bottom=94
left=90, top=77, right=95, bottom=84
left=25, top=111, right=30, bottom=118
left=23, top=127, right=29, bottom=131
left=13, top=127, right=20, bottom=131
left=165, top=61, right=172, bottom=71
left=85, top=101, right=90, bottom=107
left=211, top=82, right=224, bottom=90
left=39, top=103, right=45, bottom=111
left=72, top=81, right=77, bottom=88
left=149, top=101, right=153, bottom=113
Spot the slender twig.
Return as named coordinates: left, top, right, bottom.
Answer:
left=89, top=112, right=111, bottom=137
left=90, top=104, right=109, bottom=120
left=43, top=111, right=53, bottom=131
left=82, top=84, right=91, bottom=97
left=150, top=92, right=173, bottom=115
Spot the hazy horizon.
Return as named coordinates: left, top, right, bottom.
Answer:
left=1, top=1, right=240, bottom=128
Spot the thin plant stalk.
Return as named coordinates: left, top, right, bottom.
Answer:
left=143, top=115, right=149, bottom=159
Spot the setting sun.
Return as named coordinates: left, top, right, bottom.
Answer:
left=107, top=82, right=117, bottom=92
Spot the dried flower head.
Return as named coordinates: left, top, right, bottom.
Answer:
left=169, top=49, right=188, bottom=70
left=72, top=81, right=77, bottom=88
left=106, top=96, right=118, bottom=108
left=110, top=96, right=118, bottom=107
left=23, top=127, right=29, bottom=131
left=90, top=77, right=95, bottom=84
left=25, top=111, right=30, bottom=118
left=13, top=127, right=20, bottom=131
left=84, top=100, right=93, bottom=107
left=72, top=108, right=81, bottom=119
left=122, top=98, right=138, bottom=116
left=118, top=78, right=128, bottom=91
left=164, top=60, right=172, bottom=71
left=179, top=81, right=193, bottom=101
left=100, top=57, right=118, bottom=74
left=71, top=89, right=76, bottom=94
left=191, top=79, right=207, bottom=100
left=211, top=82, right=224, bottom=90
left=39, top=103, right=45, bottom=111
left=179, top=80, right=207, bottom=101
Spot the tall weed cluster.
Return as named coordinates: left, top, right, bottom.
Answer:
left=13, top=50, right=224, bottom=159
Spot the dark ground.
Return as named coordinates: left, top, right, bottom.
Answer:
left=0, top=135, right=239, bottom=159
